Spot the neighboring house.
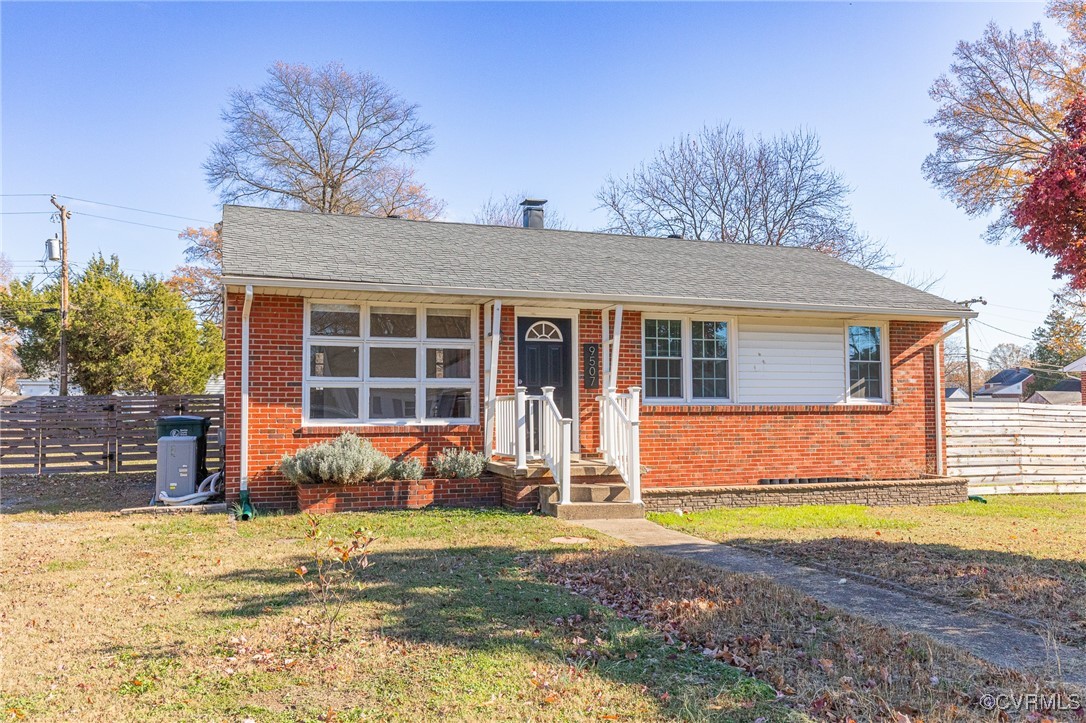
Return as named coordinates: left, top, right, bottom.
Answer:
left=15, top=378, right=84, bottom=396
left=204, top=375, right=225, bottom=395
left=220, top=203, right=976, bottom=514
left=973, top=368, right=1035, bottom=402
left=1025, top=376, right=1082, bottom=405
left=1065, top=356, right=1086, bottom=405
left=944, top=386, right=968, bottom=402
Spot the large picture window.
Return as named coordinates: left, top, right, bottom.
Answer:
left=643, top=316, right=732, bottom=402
left=846, top=324, right=887, bottom=402
left=304, top=302, right=477, bottom=424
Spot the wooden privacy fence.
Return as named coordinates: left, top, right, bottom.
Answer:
left=0, top=395, right=223, bottom=475
left=946, top=402, right=1086, bottom=495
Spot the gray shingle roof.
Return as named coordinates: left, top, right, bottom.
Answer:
left=221, top=205, right=973, bottom=318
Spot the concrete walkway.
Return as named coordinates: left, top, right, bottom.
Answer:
left=578, top=518, right=1086, bottom=689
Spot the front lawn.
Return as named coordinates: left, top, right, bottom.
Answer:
left=650, top=495, right=1086, bottom=646
left=0, top=490, right=1076, bottom=721
left=0, top=505, right=788, bottom=722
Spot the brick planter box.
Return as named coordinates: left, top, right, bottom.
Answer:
left=643, top=477, right=967, bottom=512
left=296, top=476, right=502, bottom=513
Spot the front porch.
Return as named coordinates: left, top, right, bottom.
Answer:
left=481, top=300, right=644, bottom=518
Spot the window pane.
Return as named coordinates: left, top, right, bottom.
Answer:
left=426, top=348, right=472, bottom=379
left=849, top=361, right=883, bottom=399
left=310, top=345, right=359, bottom=378
left=425, top=387, right=472, bottom=419
left=371, top=307, right=417, bottom=337
left=309, top=386, right=359, bottom=419
left=369, top=347, right=416, bottom=378
left=310, top=304, right=360, bottom=337
left=691, top=321, right=728, bottom=359
left=644, top=319, right=682, bottom=357
left=369, top=388, right=416, bottom=419
left=644, top=319, right=683, bottom=398
left=693, top=359, right=729, bottom=399
left=426, top=308, right=471, bottom=339
left=645, top=358, right=682, bottom=399
left=848, top=326, right=881, bottom=362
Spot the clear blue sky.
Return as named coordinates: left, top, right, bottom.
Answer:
left=1, top=2, right=1061, bottom=360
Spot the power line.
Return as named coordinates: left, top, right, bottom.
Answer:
left=973, top=319, right=1036, bottom=342
left=75, top=212, right=186, bottom=233
left=0, top=211, right=54, bottom=215
left=57, top=195, right=214, bottom=224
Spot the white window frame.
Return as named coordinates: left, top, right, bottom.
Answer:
left=641, top=313, right=736, bottom=404
left=843, top=321, right=890, bottom=404
left=302, top=300, right=478, bottom=426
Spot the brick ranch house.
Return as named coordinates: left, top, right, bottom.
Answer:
left=221, top=202, right=976, bottom=516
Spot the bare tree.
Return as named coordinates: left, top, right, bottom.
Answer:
left=924, top=5, right=1086, bottom=243
left=596, top=124, right=894, bottom=272
left=987, top=342, right=1034, bottom=371
left=473, top=192, right=570, bottom=229
left=205, top=62, right=444, bottom=218
left=944, top=338, right=987, bottom=391
left=168, top=226, right=223, bottom=325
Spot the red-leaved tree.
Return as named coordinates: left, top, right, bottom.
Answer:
left=1013, top=94, right=1086, bottom=289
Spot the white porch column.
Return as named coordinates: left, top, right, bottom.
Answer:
left=483, top=300, right=502, bottom=458
left=609, top=305, right=624, bottom=391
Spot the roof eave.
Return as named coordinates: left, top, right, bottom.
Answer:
left=220, top=274, right=979, bottom=321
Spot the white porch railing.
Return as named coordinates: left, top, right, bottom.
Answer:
left=598, top=386, right=641, bottom=504
left=492, top=386, right=573, bottom=504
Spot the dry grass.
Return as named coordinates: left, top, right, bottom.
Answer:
left=0, top=499, right=791, bottom=722
left=2, top=476, right=1080, bottom=722
left=651, top=497, right=1086, bottom=646
left=542, top=549, right=1082, bottom=722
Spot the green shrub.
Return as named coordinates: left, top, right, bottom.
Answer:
left=388, top=457, right=425, bottom=481
left=432, top=447, right=487, bottom=479
left=280, top=433, right=393, bottom=485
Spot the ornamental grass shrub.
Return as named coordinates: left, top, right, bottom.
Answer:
left=432, top=447, right=487, bottom=479
left=280, top=433, right=392, bottom=485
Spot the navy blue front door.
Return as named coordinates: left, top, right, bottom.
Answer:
left=516, top=317, right=573, bottom=417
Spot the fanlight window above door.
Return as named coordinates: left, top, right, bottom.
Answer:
left=524, top=320, right=564, bottom=342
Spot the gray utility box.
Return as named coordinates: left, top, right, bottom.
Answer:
left=157, top=435, right=199, bottom=499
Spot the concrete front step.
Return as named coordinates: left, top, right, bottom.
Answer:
left=538, top=484, right=645, bottom=520
left=539, top=483, right=630, bottom=504
left=487, top=457, right=621, bottom=479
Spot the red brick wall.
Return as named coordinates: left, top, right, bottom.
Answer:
left=296, top=477, right=502, bottom=513
left=612, top=313, right=945, bottom=487
left=224, top=293, right=482, bottom=510
left=226, top=293, right=946, bottom=507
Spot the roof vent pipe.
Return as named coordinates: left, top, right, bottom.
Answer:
left=520, top=198, right=547, bottom=229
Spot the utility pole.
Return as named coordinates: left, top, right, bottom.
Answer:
left=955, top=297, right=987, bottom=401
left=50, top=196, right=71, bottom=396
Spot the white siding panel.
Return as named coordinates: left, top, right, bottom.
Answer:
left=736, top=317, right=846, bottom=404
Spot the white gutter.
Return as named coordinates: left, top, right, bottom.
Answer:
left=220, top=274, right=978, bottom=321
left=933, top=319, right=965, bottom=476
left=240, top=285, right=254, bottom=492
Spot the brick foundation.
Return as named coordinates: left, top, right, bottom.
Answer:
left=296, top=476, right=502, bottom=513
left=643, top=477, right=968, bottom=511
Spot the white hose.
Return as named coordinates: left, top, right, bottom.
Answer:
left=158, top=471, right=221, bottom=506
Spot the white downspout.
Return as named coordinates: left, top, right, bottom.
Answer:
left=240, top=285, right=254, bottom=492
left=933, top=319, right=965, bottom=477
